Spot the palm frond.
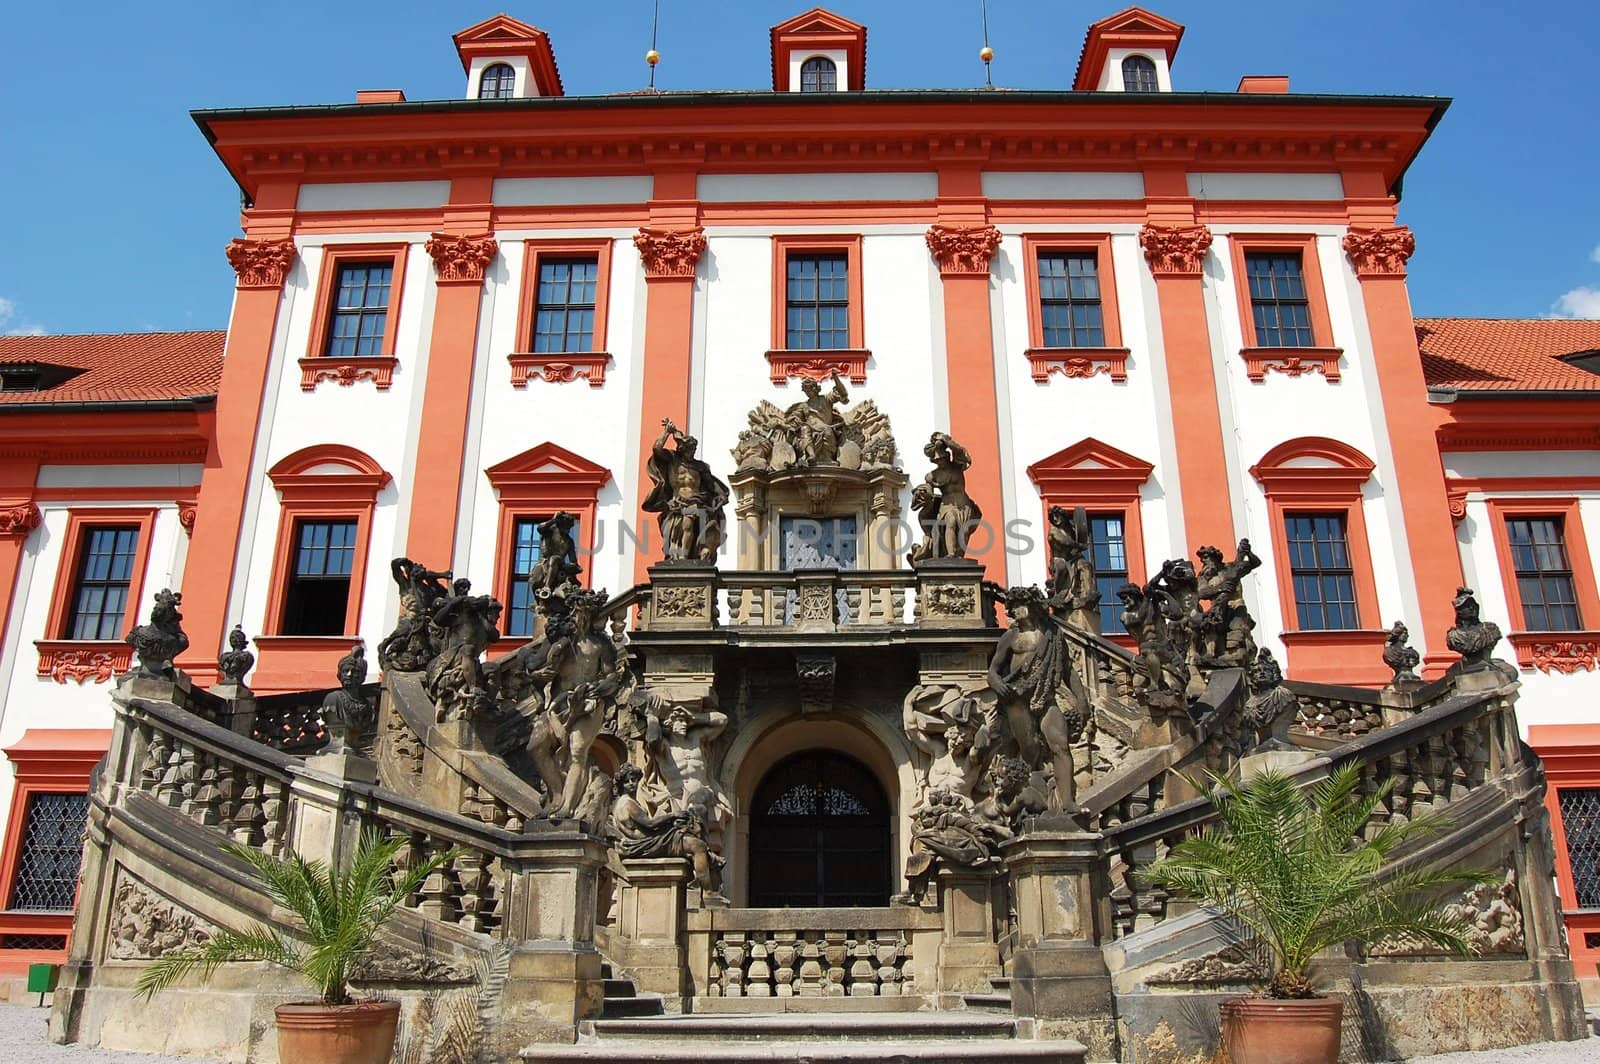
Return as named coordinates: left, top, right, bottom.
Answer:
left=136, top=925, right=302, bottom=1000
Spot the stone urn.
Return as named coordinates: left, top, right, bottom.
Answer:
left=275, top=1000, right=400, bottom=1064
left=1221, top=996, right=1342, bottom=1064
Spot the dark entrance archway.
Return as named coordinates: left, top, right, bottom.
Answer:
left=748, top=750, right=891, bottom=907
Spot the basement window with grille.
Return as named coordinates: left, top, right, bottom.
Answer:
left=6, top=792, right=89, bottom=912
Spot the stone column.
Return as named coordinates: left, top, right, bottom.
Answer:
left=0, top=495, right=39, bottom=661
left=178, top=228, right=297, bottom=684
left=1002, top=830, right=1117, bottom=1056
left=610, top=857, right=692, bottom=1008
left=406, top=223, right=498, bottom=568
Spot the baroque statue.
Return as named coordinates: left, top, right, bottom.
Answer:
left=217, top=624, right=254, bottom=686
left=909, top=432, right=981, bottom=563
left=1194, top=539, right=1261, bottom=668
left=1384, top=620, right=1422, bottom=687
left=1446, top=587, right=1503, bottom=672
left=126, top=588, right=189, bottom=680
left=423, top=578, right=503, bottom=723
left=527, top=511, right=582, bottom=603
left=1118, top=580, right=1191, bottom=713
left=989, top=586, right=1089, bottom=813
left=1046, top=505, right=1100, bottom=632
left=320, top=644, right=373, bottom=756
left=733, top=375, right=898, bottom=473
left=644, top=418, right=729, bottom=564
left=1241, top=647, right=1298, bottom=747
left=377, top=558, right=452, bottom=672
left=642, top=694, right=729, bottom=838
left=610, top=763, right=723, bottom=895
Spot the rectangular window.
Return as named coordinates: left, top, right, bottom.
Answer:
left=65, top=526, right=139, bottom=640
left=1558, top=786, right=1600, bottom=909
left=504, top=516, right=580, bottom=638
left=281, top=519, right=357, bottom=636
left=532, top=258, right=599, bottom=354
left=1285, top=512, right=1359, bottom=630
left=1089, top=513, right=1129, bottom=634
left=1245, top=252, right=1313, bottom=348
left=1038, top=251, right=1106, bottom=348
left=1506, top=516, right=1582, bottom=630
left=6, top=792, right=89, bottom=912
left=785, top=253, right=850, bottom=350
left=325, top=262, right=393, bottom=357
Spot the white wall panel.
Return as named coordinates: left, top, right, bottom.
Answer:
left=297, top=181, right=450, bottom=212
left=981, top=172, right=1144, bottom=201
left=696, top=173, right=937, bottom=203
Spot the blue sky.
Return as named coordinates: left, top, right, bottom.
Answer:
left=1, top=1, right=1597, bottom=336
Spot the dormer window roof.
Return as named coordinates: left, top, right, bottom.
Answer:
left=1073, top=6, right=1183, bottom=92
left=453, top=14, right=564, bottom=100
left=0, top=361, right=84, bottom=393
left=771, top=8, right=866, bottom=93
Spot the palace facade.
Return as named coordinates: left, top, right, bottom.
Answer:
left=0, top=7, right=1597, bottom=1060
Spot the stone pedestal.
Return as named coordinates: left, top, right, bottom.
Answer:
left=610, top=857, right=691, bottom=1007
left=288, top=752, right=378, bottom=865
left=206, top=681, right=257, bottom=736
left=1001, top=831, right=1117, bottom=1057
left=914, top=558, right=991, bottom=629
left=645, top=564, right=720, bottom=630
left=935, top=866, right=1004, bottom=993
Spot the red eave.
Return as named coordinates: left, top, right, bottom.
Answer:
left=1417, top=317, right=1600, bottom=394
left=3, top=729, right=114, bottom=760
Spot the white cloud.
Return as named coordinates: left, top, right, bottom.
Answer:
left=1553, top=286, right=1600, bottom=319
left=1592, top=243, right=1600, bottom=265
left=0, top=296, right=46, bottom=336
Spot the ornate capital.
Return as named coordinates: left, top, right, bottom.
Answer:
left=177, top=502, right=197, bottom=538
left=1342, top=225, right=1415, bottom=277
left=0, top=502, right=41, bottom=539
left=1138, top=223, right=1213, bottom=276
left=425, top=233, right=499, bottom=283
left=925, top=224, right=1002, bottom=276
left=633, top=227, right=707, bottom=279
left=225, top=238, right=297, bottom=289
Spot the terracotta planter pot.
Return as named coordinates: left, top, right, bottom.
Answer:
left=276, top=1000, right=400, bottom=1064
left=1221, top=995, right=1342, bottom=1064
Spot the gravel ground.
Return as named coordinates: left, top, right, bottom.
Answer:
left=1, top=1002, right=1596, bottom=1063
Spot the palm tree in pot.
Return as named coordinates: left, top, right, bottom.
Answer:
left=138, top=829, right=456, bottom=1064
left=1141, top=763, right=1491, bottom=1064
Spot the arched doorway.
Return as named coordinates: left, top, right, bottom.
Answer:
left=748, top=750, right=891, bottom=907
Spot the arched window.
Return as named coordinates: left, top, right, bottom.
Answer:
left=478, top=63, right=516, bottom=100
left=749, top=751, right=889, bottom=907
left=800, top=56, right=838, bottom=93
left=1121, top=55, right=1158, bottom=92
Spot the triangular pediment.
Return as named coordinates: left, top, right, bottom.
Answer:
left=770, top=7, right=866, bottom=37
left=454, top=14, right=549, bottom=47
left=485, top=441, right=610, bottom=484
left=1092, top=6, right=1184, bottom=37
left=1028, top=437, right=1155, bottom=480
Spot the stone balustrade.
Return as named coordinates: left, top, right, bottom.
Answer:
left=693, top=907, right=937, bottom=1000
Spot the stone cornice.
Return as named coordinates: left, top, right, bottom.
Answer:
left=633, top=227, right=707, bottom=279
left=925, top=224, right=1002, bottom=276
left=425, top=233, right=498, bottom=283
left=225, top=238, right=297, bottom=289
left=1342, top=225, right=1415, bottom=277
left=1139, top=223, right=1213, bottom=276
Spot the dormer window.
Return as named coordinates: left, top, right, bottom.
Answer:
left=800, top=56, right=838, bottom=93
left=1121, top=55, right=1158, bottom=92
left=479, top=63, right=517, bottom=100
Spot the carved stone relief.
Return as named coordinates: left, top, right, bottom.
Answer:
left=107, top=872, right=215, bottom=960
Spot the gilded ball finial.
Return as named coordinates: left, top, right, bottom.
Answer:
left=980, top=45, right=994, bottom=63
left=646, top=49, right=661, bottom=66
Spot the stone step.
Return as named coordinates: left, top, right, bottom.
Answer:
left=580, top=1013, right=1019, bottom=1043
left=600, top=994, right=665, bottom=1019
left=603, top=978, right=638, bottom=999
left=987, top=977, right=1011, bottom=991
left=520, top=1037, right=1088, bottom=1062
left=959, top=992, right=1012, bottom=1011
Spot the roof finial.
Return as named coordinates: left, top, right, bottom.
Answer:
left=979, top=0, right=995, bottom=88
left=646, top=0, right=662, bottom=90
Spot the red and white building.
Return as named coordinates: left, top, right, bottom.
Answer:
left=0, top=6, right=1597, bottom=990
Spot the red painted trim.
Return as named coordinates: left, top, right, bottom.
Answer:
left=29, top=487, right=192, bottom=504
left=1434, top=397, right=1600, bottom=453
left=249, top=635, right=362, bottom=695
left=764, top=349, right=869, bottom=386
left=1240, top=346, right=1342, bottom=383
left=453, top=14, right=563, bottom=96
left=1483, top=497, right=1600, bottom=669
left=515, top=237, right=614, bottom=354
left=509, top=352, right=612, bottom=388
left=770, top=9, right=867, bottom=92
left=41, top=508, right=158, bottom=646
left=0, top=729, right=111, bottom=975
left=1226, top=233, right=1334, bottom=348
left=1018, top=233, right=1127, bottom=390
left=1529, top=723, right=1600, bottom=982
left=304, top=242, right=409, bottom=364
left=1250, top=437, right=1387, bottom=684
left=769, top=233, right=865, bottom=352
left=261, top=445, right=389, bottom=640
left=34, top=641, right=132, bottom=685
left=484, top=442, right=611, bottom=613
left=1027, top=437, right=1154, bottom=585
left=1447, top=476, right=1600, bottom=495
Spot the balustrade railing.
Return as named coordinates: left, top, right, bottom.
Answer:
left=700, top=908, right=930, bottom=998
left=721, top=569, right=916, bottom=628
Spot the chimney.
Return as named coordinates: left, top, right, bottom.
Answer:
left=356, top=89, right=407, bottom=104
left=1236, top=75, right=1289, bottom=94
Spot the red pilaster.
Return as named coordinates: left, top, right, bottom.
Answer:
left=177, top=196, right=298, bottom=684
left=0, top=480, right=41, bottom=663
left=927, top=166, right=1004, bottom=572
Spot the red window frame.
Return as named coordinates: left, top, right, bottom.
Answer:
left=35, top=509, right=157, bottom=683
left=1228, top=233, right=1342, bottom=383
left=1019, top=234, right=1129, bottom=383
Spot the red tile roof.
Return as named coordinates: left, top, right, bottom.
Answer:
left=1415, top=317, right=1600, bottom=394
left=0, top=330, right=225, bottom=406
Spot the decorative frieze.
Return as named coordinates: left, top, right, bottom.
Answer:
left=0, top=502, right=41, bottom=538
left=634, top=226, right=707, bottom=278
left=298, top=355, right=398, bottom=391
left=225, top=238, right=297, bottom=289
left=1138, top=223, right=1213, bottom=276
left=925, top=224, right=1002, bottom=276
left=508, top=352, right=612, bottom=388
left=1510, top=632, right=1600, bottom=674
left=36, top=641, right=132, bottom=684
left=425, top=233, right=498, bottom=283
left=1025, top=347, right=1130, bottom=384
left=1239, top=347, right=1343, bottom=383
left=764, top=349, right=870, bottom=387
left=1342, top=225, right=1415, bottom=277
left=108, top=873, right=215, bottom=960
